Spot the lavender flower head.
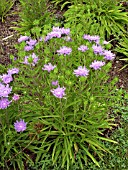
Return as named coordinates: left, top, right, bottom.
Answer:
left=44, top=31, right=61, bottom=42
left=18, top=35, right=29, bottom=43
left=83, top=34, right=100, bottom=43
left=23, top=53, right=39, bottom=66
left=1, top=74, right=13, bottom=84
left=52, top=26, right=61, bottom=32
left=31, top=53, right=39, bottom=65
left=0, top=98, right=11, bottom=109
left=0, top=84, right=12, bottom=97
left=44, top=27, right=70, bottom=42
left=51, top=86, right=66, bottom=98
left=78, top=45, right=88, bottom=52
left=103, top=40, right=109, bottom=45
left=26, top=39, right=37, bottom=46
left=24, top=45, right=34, bottom=51
left=52, top=27, right=70, bottom=35
left=7, top=68, right=19, bottom=75
left=74, top=66, right=89, bottom=77
left=57, top=46, right=72, bottom=56
left=52, top=80, right=58, bottom=86
left=14, top=119, right=27, bottom=132
left=12, top=94, right=20, bottom=101
left=90, top=60, right=105, bottom=70
left=103, top=50, right=115, bottom=60
left=42, top=63, right=56, bottom=72
left=60, top=27, right=70, bottom=35
left=63, top=36, right=72, bottom=42
left=92, top=45, right=104, bottom=55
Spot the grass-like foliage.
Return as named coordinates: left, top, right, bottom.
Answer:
left=63, top=0, right=128, bottom=39
left=115, top=37, right=128, bottom=69
left=0, top=27, right=124, bottom=169
left=14, top=0, right=54, bottom=34
left=26, top=113, right=128, bottom=169
left=0, top=0, right=15, bottom=22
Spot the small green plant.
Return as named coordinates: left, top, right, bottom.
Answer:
left=0, top=0, right=15, bottom=22
left=13, top=0, right=54, bottom=34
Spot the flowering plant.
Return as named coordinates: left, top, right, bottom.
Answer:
left=0, top=27, right=123, bottom=169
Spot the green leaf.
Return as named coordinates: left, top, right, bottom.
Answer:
left=80, top=144, right=100, bottom=167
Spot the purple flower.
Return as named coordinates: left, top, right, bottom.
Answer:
left=90, top=60, right=105, bottom=70
left=74, top=66, right=89, bottom=77
left=52, top=80, right=58, bottom=86
left=60, top=27, right=70, bottom=35
left=12, top=94, right=20, bottom=101
left=44, top=27, right=70, bottom=42
left=0, top=84, right=12, bottom=97
left=57, top=46, right=72, bottom=56
left=18, top=36, right=29, bottom=43
left=90, top=35, right=100, bottom=44
left=44, top=31, right=61, bottom=42
left=51, top=86, right=66, bottom=98
left=83, top=34, right=91, bottom=40
left=78, top=45, right=88, bottom=52
left=31, top=53, right=39, bottom=65
left=52, top=27, right=70, bottom=35
left=7, top=68, right=19, bottom=75
left=103, top=50, right=115, bottom=60
left=83, top=34, right=100, bottom=43
left=26, top=39, right=37, bottom=46
left=1, top=74, right=13, bottom=84
left=14, top=119, right=27, bottom=132
left=42, top=63, right=56, bottom=72
left=63, top=36, right=72, bottom=42
left=24, top=45, right=34, bottom=51
left=52, top=26, right=61, bottom=32
left=23, top=56, right=29, bottom=65
left=23, top=53, right=39, bottom=66
left=103, top=40, right=109, bottom=45
left=0, top=98, right=11, bottom=109
left=92, top=45, right=104, bottom=55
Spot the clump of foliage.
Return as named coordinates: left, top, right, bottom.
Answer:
left=0, top=26, right=124, bottom=169
left=115, top=37, right=128, bottom=69
left=13, top=0, right=55, bottom=34
left=0, top=0, right=15, bottom=22
left=63, top=0, right=128, bottom=39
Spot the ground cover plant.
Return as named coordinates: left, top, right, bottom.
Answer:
left=0, top=26, right=125, bottom=169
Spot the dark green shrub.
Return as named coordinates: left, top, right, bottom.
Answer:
left=63, top=0, right=128, bottom=39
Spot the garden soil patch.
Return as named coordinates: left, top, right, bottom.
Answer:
left=0, top=2, right=19, bottom=65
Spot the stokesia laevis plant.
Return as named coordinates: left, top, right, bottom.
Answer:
left=0, top=27, right=124, bottom=169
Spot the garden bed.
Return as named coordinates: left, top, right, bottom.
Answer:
left=0, top=0, right=128, bottom=170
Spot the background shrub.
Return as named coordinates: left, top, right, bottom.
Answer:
left=63, top=0, right=128, bottom=39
